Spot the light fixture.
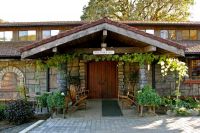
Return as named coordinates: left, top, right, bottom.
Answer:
left=52, top=47, right=57, bottom=53
left=101, top=42, right=107, bottom=48
left=148, top=64, right=150, bottom=71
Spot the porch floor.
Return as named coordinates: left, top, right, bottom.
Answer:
left=29, top=100, right=200, bottom=133
left=64, top=99, right=138, bottom=119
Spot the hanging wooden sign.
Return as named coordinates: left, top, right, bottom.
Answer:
left=93, top=48, right=115, bottom=55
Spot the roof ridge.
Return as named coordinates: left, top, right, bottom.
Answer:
left=20, top=18, right=185, bottom=53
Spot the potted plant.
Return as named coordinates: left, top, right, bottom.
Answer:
left=136, top=85, right=162, bottom=116
left=47, top=91, right=66, bottom=118
left=54, top=92, right=66, bottom=109
left=37, top=93, right=50, bottom=112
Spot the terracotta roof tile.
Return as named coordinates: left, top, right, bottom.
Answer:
left=20, top=18, right=185, bottom=53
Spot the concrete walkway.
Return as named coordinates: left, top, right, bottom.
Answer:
left=30, top=100, right=200, bottom=133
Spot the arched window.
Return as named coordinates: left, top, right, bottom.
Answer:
left=0, top=66, right=24, bottom=90
left=1, top=72, right=20, bottom=90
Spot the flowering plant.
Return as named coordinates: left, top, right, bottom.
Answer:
left=158, top=58, right=188, bottom=79
left=158, top=58, right=188, bottom=101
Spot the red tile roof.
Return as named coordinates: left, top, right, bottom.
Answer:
left=20, top=18, right=185, bottom=53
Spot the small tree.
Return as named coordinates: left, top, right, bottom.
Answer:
left=81, top=0, right=194, bottom=21
left=136, top=85, right=161, bottom=116
left=158, top=58, right=188, bottom=101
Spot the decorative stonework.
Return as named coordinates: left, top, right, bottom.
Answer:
left=0, top=66, right=25, bottom=88
left=57, top=63, right=68, bottom=92
left=118, top=62, right=124, bottom=93
left=79, top=60, right=86, bottom=89
left=139, top=64, right=148, bottom=89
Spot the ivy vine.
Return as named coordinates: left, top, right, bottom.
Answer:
left=83, top=53, right=159, bottom=66
left=35, top=52, right=161, bottom=71
left=35, top=53, right=78, bottom=71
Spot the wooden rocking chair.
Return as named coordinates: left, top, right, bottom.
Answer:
left=119, top=91, right=137, bottom=109
left=67, top=85, right=88, bottom=112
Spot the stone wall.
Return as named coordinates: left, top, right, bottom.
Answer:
left=123, top=62, right=139, bottom=94
left=79, top=60, right=86, bottom=89
left=139, top=64, right=152, bottom=89
left=117, top=62, right=154, bottom=95
left=0, top=60, right=47, bottom=93
left=2, top=59, right=198, bottom=97
left=0, top=59, right=81, bottom=94
left=118, top=62, right=125, bottom=94
left=155, top=64, right=200, bottom=96
left=49, top=67, right=58, bottom=91
left=49, top=58, right=86, bottom=91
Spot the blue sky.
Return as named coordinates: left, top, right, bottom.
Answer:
left=0, top=0, right=199, bottom=22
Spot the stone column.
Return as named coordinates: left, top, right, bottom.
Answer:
left=139, top=64, right=147, bottom=89
left=57, top=63, right=68, bottom=93
left=79, top=60, right=86, bottom=89
left=118, top=62, right=125, bottom=94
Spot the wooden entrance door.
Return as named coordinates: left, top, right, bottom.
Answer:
left=88, top=61, right=117, bottom=99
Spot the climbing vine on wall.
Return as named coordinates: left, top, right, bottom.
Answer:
left=83, top=53, right=159, bottom=66
left=35, top=52, right=160, bottom=71
left=35, top=53, right=79, bottom=71
left=35, top=52, right=188, bottom=101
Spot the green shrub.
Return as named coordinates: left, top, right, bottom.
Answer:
left=53, top=92, right=65, bottom=108
left=184, top=97, right=199, bottom=109
left=37, top=93, right=49, bottom=108
left=175, top=99, right=190, bottom=108
left=0, top=103, right=6, bottom=120
left=161, top=97, right=174, bottom=109
left=175, top=107, right=190, bottom=116
left=136, top=85, right=161, bottom=106
left=5, top=100, right=34, bottom=124
left=47, top=94, right=55, bottom=109
left=47, top=91, right=65, bottom=109
left=174, top=97, right=199, bottom=109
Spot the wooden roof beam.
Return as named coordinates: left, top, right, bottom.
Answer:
left=143, top=46, right=156, bottom=52
left=73, top=47, right=143, bottom=54
left=102, top=30, right=107, bottom=43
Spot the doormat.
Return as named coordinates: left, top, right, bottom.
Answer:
left=102, top=100, right=123, bottom=116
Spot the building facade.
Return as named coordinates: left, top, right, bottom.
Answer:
left=0, top=18, right=200, bottom=99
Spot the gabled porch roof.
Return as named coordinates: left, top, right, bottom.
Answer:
left=20, top=18, right=185, bottom=59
